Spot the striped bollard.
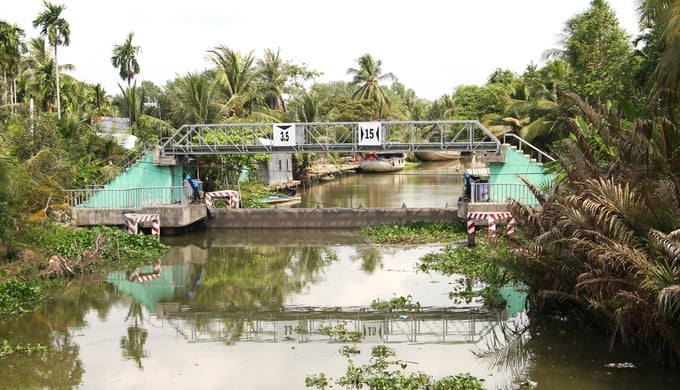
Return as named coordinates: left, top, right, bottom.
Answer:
left=487, top=215, right=497, bottom=240
left=127, top=216, right=138, bottom=235
left=506, top=215, right=516, bottom=235
left=151, top=218, right=160, bottom=236
left=467, top=213, right=476, bottom=247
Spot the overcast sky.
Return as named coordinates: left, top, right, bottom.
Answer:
left=4, top=0, right=640, bottom=101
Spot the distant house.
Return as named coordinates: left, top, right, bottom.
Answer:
left=91, top=116, right=137, bottom=149
left=256, top=138, right=294, bottom=186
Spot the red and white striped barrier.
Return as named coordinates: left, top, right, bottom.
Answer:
left=205, top=190, right=241, bottom=212
left=127, top=259, right=162, bottom=283
left=124, top=213, right=160, bottom=236
left=466, top=212, right=515, bottom=238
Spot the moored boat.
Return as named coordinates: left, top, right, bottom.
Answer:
left=359, top=153, right=406, bottom=173
left=415, top=150, right=461, bottom=161
left=258, top=194, right=302, bottom=207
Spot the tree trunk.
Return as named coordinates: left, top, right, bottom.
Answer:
left=54, top=45, right=61, bottom=120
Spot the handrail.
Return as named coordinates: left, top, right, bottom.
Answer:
left=470, top=182, right=540, bottom=206
left=502, top=133, right=554, bottom=164
left=67, top=184, right=192, bottom=208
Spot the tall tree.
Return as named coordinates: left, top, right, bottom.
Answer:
left=636, top=0, right=680, bottom=113
left=32, top=0, right=70, bottom=119
left=256, top=48, right=288, bottom=112
left=207, top=45, right=258, bottom=118
left=23, top=37, right=57, bottom=112
left=172, top=71, right=220, bottom=124
left=0, top=21, right=26, bottom=113
left=347, top=53, right=394, bottom=120
left=560, top=0, right=634, bottom=104
left=91, top=83, right=110, bottom=116
left=111, top=32, right=141, bottom=88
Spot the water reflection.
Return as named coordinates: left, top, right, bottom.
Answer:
left=158, top=306, right=502, bottom=346
left=2, top=204, right=680, bottom=387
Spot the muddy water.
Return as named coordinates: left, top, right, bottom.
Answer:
left=298, top=159, right=466, bottom=208
left=1, top=229, right=679, bottom=389
left=2, top=161, right=679, bottom=389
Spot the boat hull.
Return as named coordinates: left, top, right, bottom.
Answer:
left=415, top=151, right=461, bottom=161
left=258, top=195, right=302, bottom=207
left=359, top=153, right=406, bottom=173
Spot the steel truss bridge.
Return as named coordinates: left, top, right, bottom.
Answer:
left=159, top=120, right=501, bottom=157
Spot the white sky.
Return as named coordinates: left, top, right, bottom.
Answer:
left=4, top=0, right=640, bottom=101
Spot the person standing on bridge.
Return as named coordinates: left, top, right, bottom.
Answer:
left=186, top=173, right=201, bottom=202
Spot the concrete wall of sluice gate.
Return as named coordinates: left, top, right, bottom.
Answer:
left=75, top=205, right=466, bottom=230
left=75, top=204, right=209, bottom=228
left=206, top=207, right=464, bottom=229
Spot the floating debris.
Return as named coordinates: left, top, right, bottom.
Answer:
left=604, top=362, right=636, bottom=369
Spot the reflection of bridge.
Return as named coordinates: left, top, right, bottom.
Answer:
left=158, top=120, right=501, bottom=157
left=156, top=304, right=504, bottom=345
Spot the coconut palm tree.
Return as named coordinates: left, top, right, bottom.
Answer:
left=111, top=32, right=141, bottom=88
left=23, top=36, right=56, bottom=112
left=173, top=71, right=220, bottom=124
left=347, top=53, right=395, bottom=120
left=22, top=36, right=74, bottom=114
left=256, top=48, right=287, bottom=113
left=0, top=21, right=26, bottom=113
left=91, top=83, right=110, bottom=116
left=32, top=0, right=70, bottom=120
left=207, top=45, right=259, bottom=118
left=288, top=90, right=326, bottom=123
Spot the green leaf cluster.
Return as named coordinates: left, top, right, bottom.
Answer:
left=370, top=294, right=420, bottom=311
left=359, top=221, right=467, bottom=245
left=418, top=244, right=514, bottom=309
left=306, top=344, right=484, bottom=389
left=40, top=225, right=168, bottom=270
left=0, top=279, right=44, bottom=315
left=0, top=338, right=48, bottom=357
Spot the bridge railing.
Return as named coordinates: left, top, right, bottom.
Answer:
left=158, top=120, right=502, bottom=156
left=471, top=182, right=540, bottom=206
left=67, top=184, right=192, bottom=208
left=502, top=133, right=555, bottom=164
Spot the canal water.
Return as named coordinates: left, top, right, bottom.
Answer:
left=298, top=159, right=465, bottom=208
left=1, top=159, right=679, bottom=389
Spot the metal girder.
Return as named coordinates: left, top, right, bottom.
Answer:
left=159, top=120, right=501, bottom=156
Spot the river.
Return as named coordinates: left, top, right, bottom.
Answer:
left=1, top=159, right=678, bottom=389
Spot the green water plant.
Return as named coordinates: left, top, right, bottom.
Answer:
left=370, top=294, right=420, bottom=311
left=418, top=243, right=514, bottom=309
left=0, top=279, right=45, bottom=315
left=0, top=338, right=48, bottom=357
left=305, top=344, right=484, bottom=389
left=318, top=322, right=362, bottom=343
left=359, top=221, right=467, bottom=245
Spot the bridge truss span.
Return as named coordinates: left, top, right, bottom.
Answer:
left=159, top=120, right=501, bottom=157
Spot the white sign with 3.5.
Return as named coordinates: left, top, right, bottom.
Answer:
left=273, top=123, right=295, bottom=146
